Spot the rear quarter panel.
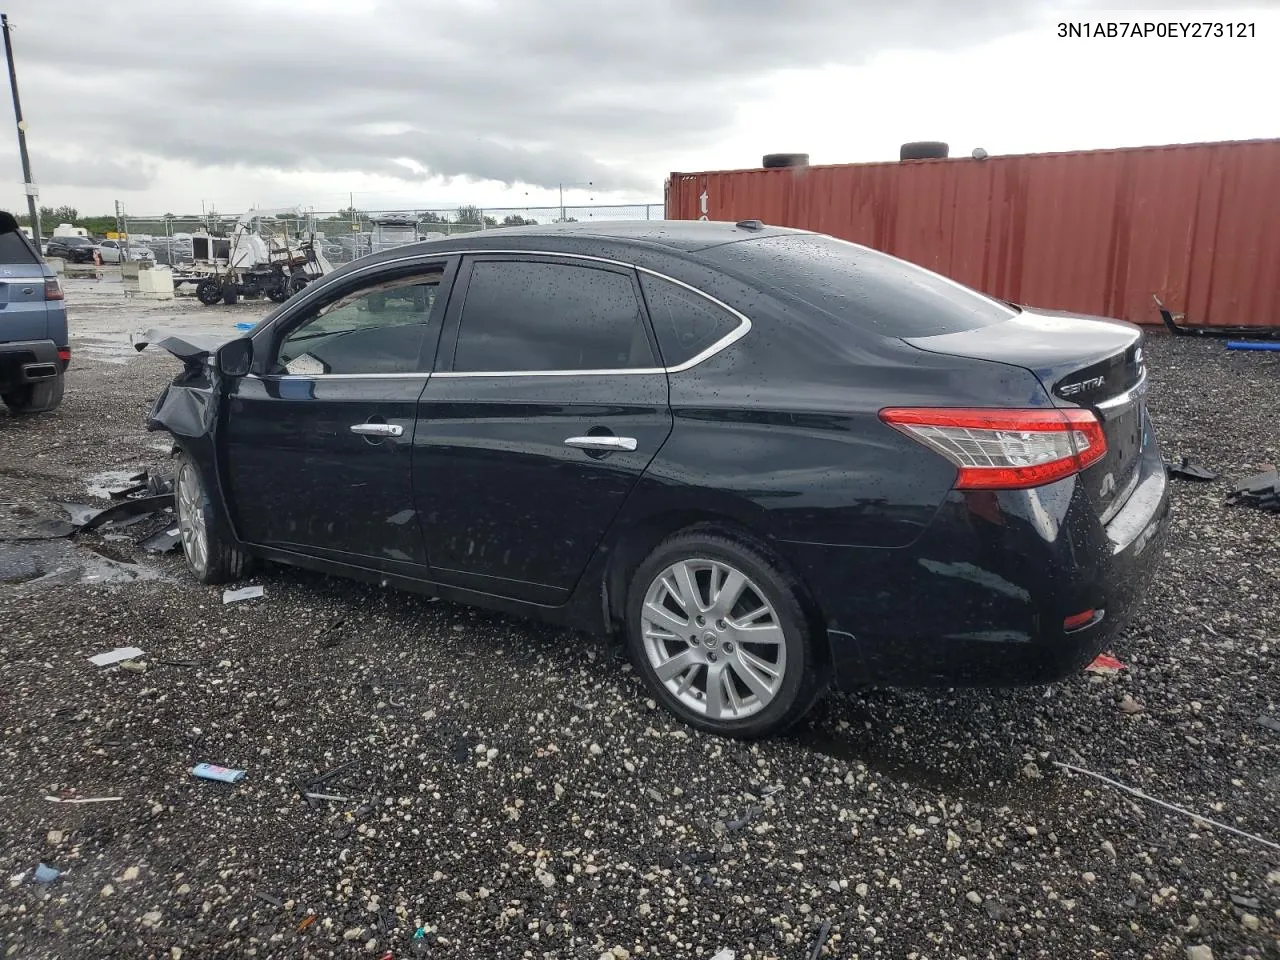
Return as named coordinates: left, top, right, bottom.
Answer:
left=630, top=279, right=1055, bottom=550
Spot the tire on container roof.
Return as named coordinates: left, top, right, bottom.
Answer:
left=762, top=153, right=809, bottom=168
left=900, top=141, right=949, bottom=160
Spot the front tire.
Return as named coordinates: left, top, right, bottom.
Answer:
left=625, top=530, right=825, bottom=738
left=2, top=373, right=64, bottom=414
left=195, top=279, right=223, bottom=305
left=175, top=454, right=252, bottom=585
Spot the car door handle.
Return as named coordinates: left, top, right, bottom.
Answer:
left=564, top=435, right=637, bottom=452
left=350, top=423, right=404, bottom=438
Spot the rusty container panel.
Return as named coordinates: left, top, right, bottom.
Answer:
left=667, top=139, right=1280, bottom=328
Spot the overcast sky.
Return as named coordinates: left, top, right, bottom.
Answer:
left=2, top=0, right=1277, bottom=217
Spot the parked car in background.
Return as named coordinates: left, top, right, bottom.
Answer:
left=0, top=212, right=68, bottom=414
left=44, top=235, right=99, bottom=263
left=150, top=237, right=194, bottom=266
left=97, top=239, right=155, bottom=263
left=146, top=220, right=1169, bottom=738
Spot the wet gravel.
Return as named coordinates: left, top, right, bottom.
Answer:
left=1, top=288, right=1278, bottom=959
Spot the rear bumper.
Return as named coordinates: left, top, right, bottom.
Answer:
left=783, top=420, right=1171, bottom=689
left=0, top=339, right=63, bottom=392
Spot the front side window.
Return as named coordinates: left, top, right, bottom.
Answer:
left=452, top=259, right=655, bottom=373
left=277, top=268, right=444, bottom=376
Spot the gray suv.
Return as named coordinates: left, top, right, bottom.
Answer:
left=0, top=214, right=69, bottom=414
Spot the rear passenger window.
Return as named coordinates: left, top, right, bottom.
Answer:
left=452, top=260, right=655, bottom=372
left=0, top=231, right=37, bottom=264
left=638, top=273, right=739, bottom=366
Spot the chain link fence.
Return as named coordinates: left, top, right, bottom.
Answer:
left=119, top=203, right=664, bottom=266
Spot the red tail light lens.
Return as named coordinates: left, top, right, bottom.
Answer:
left=44, top=278, right=65, bottom=301
left=58, top=347, right=71, bottom=364
left=879, top=407, right=1107, bottom=490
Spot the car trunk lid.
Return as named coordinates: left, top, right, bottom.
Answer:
left=903, top=308, right=1147, bottom=519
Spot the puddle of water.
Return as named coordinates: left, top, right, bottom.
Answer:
left=0, top=540, right=168, bottom=596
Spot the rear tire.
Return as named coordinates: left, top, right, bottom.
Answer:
left=625, top=529, right=826, bottom=738
left=175, top=453, right=253, bottom=585
left=2, top=373, right=64, bottom=414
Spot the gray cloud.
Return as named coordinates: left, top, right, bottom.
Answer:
left=7, top=0, right=1227, bottom=198
left=36, top=155, right=158, bottom=191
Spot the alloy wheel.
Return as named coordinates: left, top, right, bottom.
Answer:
left=176, top=461, right=209, bottom=576
left=640, top=558, right=787, bottom=721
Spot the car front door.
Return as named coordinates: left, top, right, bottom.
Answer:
left=99, top=240, right=118, bottom=263
left=414, top=254, right=673, bottom=604
left=221, top=258, right=456, bottom=573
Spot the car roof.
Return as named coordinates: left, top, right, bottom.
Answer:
left=360, top=219, right=812, bottom=261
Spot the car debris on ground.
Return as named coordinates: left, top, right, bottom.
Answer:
left=1225, top=467, right=1280, bottom=513
left=222, top=584, right=264, bottom=604
left=1165, top=457, right=1218, bottom=481
left=87, top=646, right=144, bottom=667
left=1083, top=652, right=1126, bottom=675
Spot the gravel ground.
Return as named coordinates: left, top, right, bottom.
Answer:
left=1, top=279, right=1278, bottom=960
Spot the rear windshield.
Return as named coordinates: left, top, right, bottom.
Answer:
left=0, top=231, right=38, bottom=264
left=701, top=234, right=1014, bottom=337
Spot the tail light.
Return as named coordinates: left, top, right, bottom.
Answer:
left=879, top=407, right=1107, bottom=490
left=44, top=278, right=64, bottom=300
left=58, top=347, right=71, bottom=364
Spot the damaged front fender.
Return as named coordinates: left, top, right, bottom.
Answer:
left=137, top=330, right=228, bottom=438
left=139, top=328, right=246, bottom=547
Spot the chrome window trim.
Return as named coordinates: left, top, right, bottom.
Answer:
left=265, top=248, right=752, bottom=381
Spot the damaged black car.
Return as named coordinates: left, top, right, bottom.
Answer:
left=144, top=221, right=1171, bottom=738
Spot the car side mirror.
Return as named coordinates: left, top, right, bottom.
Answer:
left=216, top=337, right=253, bottom=378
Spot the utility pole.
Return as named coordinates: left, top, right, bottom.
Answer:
left=2, top=13, right=40, bottom=247
left=558, top=181, right=592, bottom=223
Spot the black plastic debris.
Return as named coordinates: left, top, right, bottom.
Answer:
left=0, top=518, right=77, bottom=542
left=298, top=760, right=359, bottom=810
left=806, top=919, right=832, bottom=960
left=1154, top=293, right=1280, bottom=339
left=137, top=526, right=182, bottom=554
left=726, top=804, right=762, bottom=833
left=1225, top=468, right=1280, bottom=513
left=106, top=472, right=148, bottom=499
left=1165, top=457, right=1217, bottom=481
left=1258, top=714, right=1280, bottom=734
left=254, top=891, right=284, bottom=908
left=1230, top=893, right=1262, bottom=910
left=58, top=502, right=104, bottom=527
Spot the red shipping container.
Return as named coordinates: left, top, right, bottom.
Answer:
left=667, top=139, right=1280, bottom=328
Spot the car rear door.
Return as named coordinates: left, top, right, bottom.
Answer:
left=413, top=254, right=673, bottom=604
left=221, top=257, right=457, bottom=573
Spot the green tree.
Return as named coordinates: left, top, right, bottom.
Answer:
left=420, top=211, right=445, bottom=224
left=454, top=205, right=497, bottom=227
left=500, top=214, right=538, bottom=227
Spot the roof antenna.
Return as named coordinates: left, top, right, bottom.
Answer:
left=735, top=219, right=764, bottom=231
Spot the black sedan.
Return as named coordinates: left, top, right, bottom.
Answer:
left=145, top=220, right=1170, bottom=738
left=44, top=234, right=99, bottom=263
